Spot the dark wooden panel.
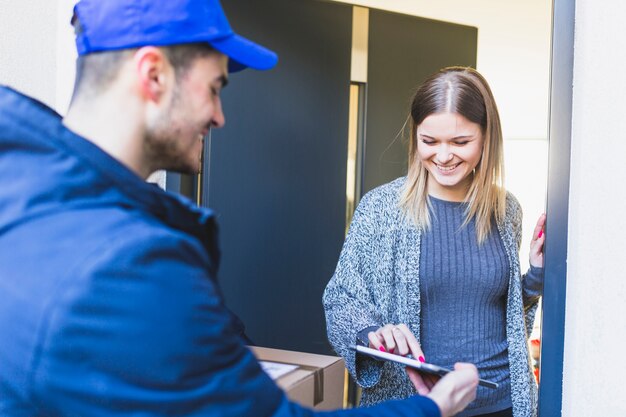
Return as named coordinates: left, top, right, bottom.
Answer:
left=207, top=0, right=352, bottom=355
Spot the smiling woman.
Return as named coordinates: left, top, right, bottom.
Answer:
left=323, top=67, right=546, bottom=417
left=416, top=112, right=483, bottom=201
left=401, top=67, right=507, bottom=245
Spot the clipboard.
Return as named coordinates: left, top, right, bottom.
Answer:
left=353, top=345, right=499, bottom=389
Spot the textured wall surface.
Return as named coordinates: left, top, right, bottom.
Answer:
left=562, top=0, right=626, bottom=415
left=0, top=1, right=58, bottom=108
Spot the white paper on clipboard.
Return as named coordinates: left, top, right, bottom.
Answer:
left=259, top=361, right=299, bottom=380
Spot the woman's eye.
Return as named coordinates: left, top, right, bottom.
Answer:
left=421, top=139, right=436, bottom=145
left=454, top=141, right=469, bottom=146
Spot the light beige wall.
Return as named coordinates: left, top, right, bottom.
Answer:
left=0, top=1, right=59, bottom=108
left=0, top=0, right=76, bottom=112
left=563, top=0, right=626, bottom=415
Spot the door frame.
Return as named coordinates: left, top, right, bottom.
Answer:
left=538, top=0, right=575, bottom=415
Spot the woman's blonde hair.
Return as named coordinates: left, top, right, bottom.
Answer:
left=400, top=66, right=506, bottom=243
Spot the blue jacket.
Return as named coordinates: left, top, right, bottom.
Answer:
left=0, top=86, right=440, bottom=417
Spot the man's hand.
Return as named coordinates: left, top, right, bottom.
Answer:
left=424, top=363, right=479, bottom=417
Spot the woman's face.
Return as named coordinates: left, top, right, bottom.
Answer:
left=416, top=112, right=484, bottom=201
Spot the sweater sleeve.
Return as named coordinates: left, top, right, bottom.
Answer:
left=510, top=196, right=544, bottom=309
left=322, top=192, right=389, bottom=389
left=508, top=192, right=542, bottom=336
left=522, top=265, right=544, bottom=306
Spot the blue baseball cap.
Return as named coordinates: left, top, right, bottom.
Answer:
left=72, top=0, right=278, bottom=72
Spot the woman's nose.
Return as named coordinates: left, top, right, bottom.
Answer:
left=436, top=146, right=453, bottom=163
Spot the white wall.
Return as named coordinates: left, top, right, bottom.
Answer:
left=0, top=1, right=59, bottom=108
left=562, top=0, right=626, bottom=415
left=0, top=0, right=76, bottom=112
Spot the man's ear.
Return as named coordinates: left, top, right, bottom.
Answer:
left=133, top=46, right=171, bottom=103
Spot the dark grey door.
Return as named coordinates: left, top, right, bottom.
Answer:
left=207, top=0, right=352, bottom=355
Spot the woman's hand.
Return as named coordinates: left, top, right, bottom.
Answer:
left=529, top=213, right=546, bottom=268
left=367, top=323, right=424, bottom=359
left=368, top=324, right=433, bottom=394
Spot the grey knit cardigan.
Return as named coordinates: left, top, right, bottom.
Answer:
left=323, top=177, right=539, bottom=417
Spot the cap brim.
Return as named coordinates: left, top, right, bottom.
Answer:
left=210, top=33, right=278, bottom=73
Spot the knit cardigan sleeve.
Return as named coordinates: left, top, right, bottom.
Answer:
left=322, top=190, right=390, bottom=388
left=507, top=192, right=542, bottom=336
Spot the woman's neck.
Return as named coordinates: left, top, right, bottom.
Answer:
left=426, top=175, right=472, bottom=202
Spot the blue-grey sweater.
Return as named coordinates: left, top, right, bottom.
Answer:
left=323, top=178, right=540, bottom=417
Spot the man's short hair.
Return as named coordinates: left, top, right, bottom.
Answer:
left=71, top=17, right=218, bottom=100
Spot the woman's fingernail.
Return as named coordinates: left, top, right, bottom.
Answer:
left=418, top=356, right=425, bottom=363
left=389, top=348, right=395, bottom=354
left=379, top=346, right=386, bottom=352
left=538, top=230, right=543, bottom=238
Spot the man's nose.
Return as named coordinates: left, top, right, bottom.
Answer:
left=212, top=102, right=226, bottom=128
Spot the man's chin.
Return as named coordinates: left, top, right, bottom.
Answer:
left=180, top=166, right=201, bottom=175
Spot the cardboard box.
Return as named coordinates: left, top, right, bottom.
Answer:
left=250, top=346, right=345, bottom=410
